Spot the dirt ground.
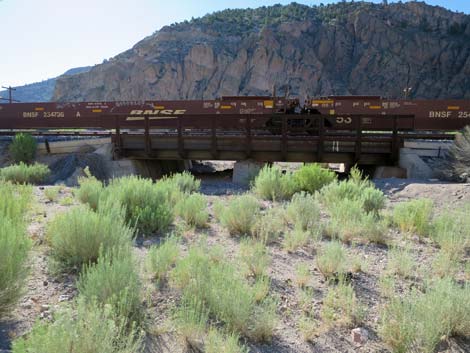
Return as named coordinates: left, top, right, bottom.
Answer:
left=1, top=176, right=470, bottom=353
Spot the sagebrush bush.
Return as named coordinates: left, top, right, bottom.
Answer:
left=173, top=292, right=208, bottom=346
left=146, top=236, right=179, bottom=281
left=47, top=203, right=133, bottom=271
left=386, top=245, right=416, bottom=278
left=239, top=239, right=271, bottom=278
left=12, top=298, right=143, bottom=353
left=9, top=133, right=37, bottom=163
left=316, top=241, right=347, bottom=279
left=252, top=165, right=296, bottom=201
left=0, top=215, right=31, bottom=317
left=252, top=207, right=285, bottom=243
left=0, top=181, right=31, bottom=223
left=170, top=242, right=277, bottom=342
left=432, top=251, right=460, bottom=279
left=215, top=194, right=260, bottom=236
left=77, top=248, right=143, bottom=325
left=431, top=206, right=470, bottom=259
left=293, top=163, right=336, bottom=194
left=286, top=191, right=322, bottom=232
left=166, top=171, right=200, bottom=194
left=175, top=193, right=208, bottom=227
left=0, top=162, right=50, bottom=184
left=105, top=176, right=174, bottom=235
left=320, top=167, right=385, bottom=214
left=320, top=279, right=364, bottom=328
left=44, top=186, right=60, bottom=202
left=294, top=263, right=310, bottom=288
left=205, top=328, right=248, bottom=353
left=379, top=278, right=470, bottom=353
left=327, top=199, right=387, bottom=244
left=283, top=228, right=311, bottom=252
left=76, top=172, right=103, bottom=210
left=392, top=199, right=433, bottom=236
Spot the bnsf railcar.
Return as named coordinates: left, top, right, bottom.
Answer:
left=0, top=95, right=469, bottom=133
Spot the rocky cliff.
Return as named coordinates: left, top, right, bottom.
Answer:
left=53, top=1, right=470, bottom=101
left=0, top=67, right=91, bottom=102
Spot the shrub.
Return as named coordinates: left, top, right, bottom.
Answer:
left=9, top=133, right=37, bottom=163
left=44, top=186, right=60, bottom=202
left=298, top=314, right=318, bottom=342
left=77, top=248, right=142, bottom=325
left=286, top=192, right=322, bottom=232
left=166, top=171, right=200, bottom=194
left=105, top=176, right=174, bottom=235
left=12, top=298, right=143, bottom=353
left=173, top=292, right=208, bottom=346
left=0, top=181, right=32, bottom=223
left=47, top=203, right=133, bottom=271
left=293, top=163, right=336, bottom=194
left=392, top=199, right=433, bottom=236
left=431, top=207, right=470, bottom=259
left=146, top=236, right=180, bottom=282
left=0, top=216, right=31, bottom=317
left=294, top=263, right=310, bottom=288
left=0, top=162, right=50, bottom=184
left=378, top=274, right=396, bottom=299
left=386, top=245, right=416, bottom=278
left=59, top=195, right=74, bottom=206
left=252, top=165, right=296, bottom=201
left=379, top=278, right=470, bottom=353
left=327, top=199, right=387, bottom=244
left=175, top=193, right=208, bottom=228
left=320, top=280, right=364, bottom=328
left=205, top=328, right=248, bottom=353
left=170, top=242, right=277, bottom=342
left=316, top=241, right=347, bottom=279
left=432, top=251, right=460, bottom=279
left=215, top=194, right=260, bottom=236
left=238, top=239, right=271, bottom=278
left=320, top=167, right=385, bottom=215
left=76, top=172, right=103, bottom=210
left=283, top=228, right=311, bottom=252
left=252, top=207, right=285, bottom=244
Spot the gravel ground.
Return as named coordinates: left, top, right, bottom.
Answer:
left=1, top=176, right=470, bottom=352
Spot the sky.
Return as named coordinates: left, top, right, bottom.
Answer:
left=0, top=0, right=469, bottom=87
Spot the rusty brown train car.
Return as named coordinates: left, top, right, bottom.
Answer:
left=0, top=95, right=469, bottom=133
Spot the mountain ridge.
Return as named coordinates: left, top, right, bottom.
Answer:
left=39, top=2, right=470, bottom=101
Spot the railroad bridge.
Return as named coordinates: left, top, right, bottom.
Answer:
left=0, top=96, right=469, bottom=179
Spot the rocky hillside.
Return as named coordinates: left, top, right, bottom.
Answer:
left=53, top=1, right=470, bottom=101
left=0, top=67, right=91, bottom=102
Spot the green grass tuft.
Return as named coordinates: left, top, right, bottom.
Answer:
left=293, top=163, right=336, bottom=194
left=379, top=278, right=470, bottom=353
left=392, top=199, right=433, bottom=236
left=175, top=193, right=208, bottom=228
left=146, top=236, right=180, bottom=282
left=316, top=241, right=347, bottom=280
left=47, top=203, right=133, bottom=271
left=252, top=165, right=296, bottom=201
left=77, top=247, right=143, bottom=325
left=215, top=194, right=260, bottom=236
left=12, top=298, right=144, bottom=353
left=0, top=162, right=50, bottom=184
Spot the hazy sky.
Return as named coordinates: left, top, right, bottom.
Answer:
left=0, top=0, right=469, bottom=87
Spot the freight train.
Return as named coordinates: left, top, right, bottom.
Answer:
left=0, top=96, right=469, bottom=133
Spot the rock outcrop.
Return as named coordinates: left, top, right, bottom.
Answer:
left=53, top=2, right=470, bottom=101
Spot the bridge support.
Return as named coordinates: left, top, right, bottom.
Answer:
left=398, top=140, right=452, bottom=179
left=232, top=160, right=265, bottom=185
